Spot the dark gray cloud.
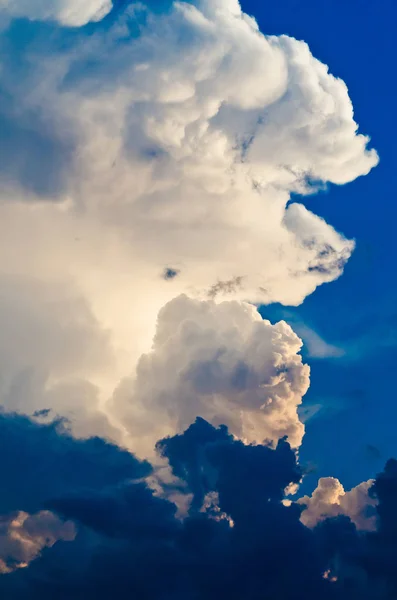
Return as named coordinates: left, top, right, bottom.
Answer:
left=0, top=410, right=150, bottom=514
left=0, top=412, right=396, bottom=598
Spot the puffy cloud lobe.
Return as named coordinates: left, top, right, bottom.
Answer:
left=0, top=0, right=113, bottom=26
left=0, top=0, right=378, bottom=446
left=298, top=477, right=377, bottom=531
left=112, top=295, right=310, bottom=456
left=246, top=34, right=377, bottom=186
left=0, top=511, right=75, bottom=574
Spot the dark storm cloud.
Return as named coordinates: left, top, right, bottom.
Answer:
left=0, top=416, right=333, bottom=599
left=0, top=410, right=150, bottom=514
left=157, top=417, right=302, bottom=515
left=50, top=482, right=178, bottom=540
left=2, top=412, right=397, bottom=599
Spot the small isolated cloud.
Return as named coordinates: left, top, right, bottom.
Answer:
left=293, top=324, right=345, bottom=359
left=298, top=477, right=377, bottom=531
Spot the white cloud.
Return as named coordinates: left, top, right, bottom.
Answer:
left=112, top=295, right=310, bottom=457
left=0, top=0, right=112, bottom=26
left=298, top=477, right=377, bottom=531
left=0, top=0, right=378, bottom=449
left=290, top=324, right=345, bottom=359
left=0, top=511, right=76, bottom=574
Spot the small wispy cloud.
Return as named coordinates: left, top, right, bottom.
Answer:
left=293, top=324, right=345, bottom=359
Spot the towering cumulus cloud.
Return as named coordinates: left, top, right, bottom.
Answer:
left=0, top=0, right=377, bottom=449
left=0, top=1, right=388, bottom=596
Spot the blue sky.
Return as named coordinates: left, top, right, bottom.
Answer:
left=246, top=0, right=397, bottom=489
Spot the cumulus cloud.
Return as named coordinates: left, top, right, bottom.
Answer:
left=0, top=0, right=113, bottom=27
left=0, top=511, right=75, bottom=574
left=112, top=295, right=310, bottom=456
left=298, top=477, right=377, bottom=531
left=0, top=0, right=377, bottom=448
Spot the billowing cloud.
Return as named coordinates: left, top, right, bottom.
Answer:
left=298, top=476, right=377, bottom=531
left=0, top=511, right=75, bottom=574
left=0, top=0, right=113, bottom=26
left=0, top=0, right=378, bottom=446
left=113, top=295, right=310, bottom=456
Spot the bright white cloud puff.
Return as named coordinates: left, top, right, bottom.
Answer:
left=298, top=477, right=378, bottom=531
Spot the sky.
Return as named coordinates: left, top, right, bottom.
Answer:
left=0, top=0, right=396, bottom=597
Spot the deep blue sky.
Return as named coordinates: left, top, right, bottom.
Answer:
left=239, top=0, right=397, bottom=491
